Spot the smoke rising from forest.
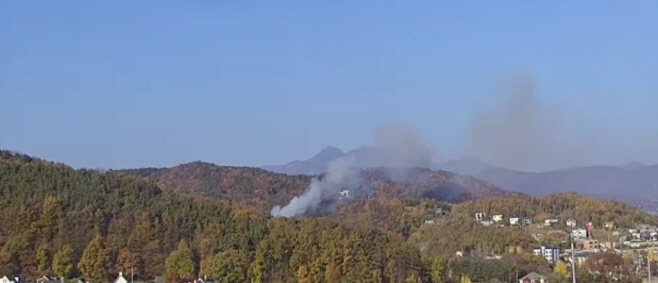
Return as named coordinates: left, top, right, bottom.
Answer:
left=468, top=75, right=595, bottom=171
left=271, top=125, right=433, bottom=218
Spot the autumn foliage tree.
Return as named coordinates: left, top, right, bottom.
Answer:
left=115, top=248, right=143, bottom=279
left=78, top=236, right=112, bottom=281
left=52, top=245, right=75, bottom=279
left=554, top=260, right=569, bottom=280
left=165, top=240, right=196, bottom=282
left=201, top=250, right=249, bottom=283
left=35, top=246, right=50, bottom=274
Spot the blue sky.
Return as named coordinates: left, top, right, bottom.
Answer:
left=2, top=1, right=658, bottom=169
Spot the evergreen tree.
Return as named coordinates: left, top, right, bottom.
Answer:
left=165, top=240, right=196, bottom=282
left=52, top=245, right=75, bottom=279
left=371, top=270, right=383, bottom=283
left=203, top=250, right=250, bottom=283
left=249, top=240, right=269, bottom=283
left=297, top=266, right=310, bottom=283
left=143, top=240, right=166, bottom=279
left=115, top=248, right=143, bottom=279
left=430, top=256, right=447, bottom=283
left=0, top=246, right=19, bottom=275
left=37, top=245, right=51, bottom=273
left=324, top=263, right=341, bottom=283
left=39, top=196, right=64, bottom=245
left=78, top=236, right=112, bottom=281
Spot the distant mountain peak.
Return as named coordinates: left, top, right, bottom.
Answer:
left=261, top=146, right=346, bottom=175
left=312, top=146, right=344, bottom=161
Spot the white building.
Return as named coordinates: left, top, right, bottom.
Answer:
left=533, top=246, right=560, bottom=264
left=339, top=190, right=350, bottom=198
left=571, top=228, right=587, bottom=239
left=114, top=272, right=128, bottom=283
left=1, top=277, right=19, bottom=283
left=566, top=219, right=577, bottom=227
left=492, top=215, right=504, bottom=223
left=475, top=212, right=486, bottom=221
left=518, top=272, right=546, bottom=283
left=544, top=219, right=558, bottom=226
left=509, top=217, right=520, bottom=226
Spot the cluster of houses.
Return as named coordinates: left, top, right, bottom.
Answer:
left=474, top=213, right=533, bottom=227
left=628, top=225, right=658, bottom=242
left=473, top=212, right=623, bottom=232
left=467, top=212, right=658, bottom=282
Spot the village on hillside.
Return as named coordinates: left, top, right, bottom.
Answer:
left=422, top=208, right=658, bottom=282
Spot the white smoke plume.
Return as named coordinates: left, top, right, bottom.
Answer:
left=271, top=125, right=433, bottom=218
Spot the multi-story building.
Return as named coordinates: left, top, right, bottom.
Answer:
left=533, top=246, right=560, bottom=264
left=580, top=239, right=600, bottom=251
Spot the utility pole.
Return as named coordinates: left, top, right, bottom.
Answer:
left=567, top=225, right=577, bottom=283
left=571, top=240, right=577, bottom=283
left=649, top=253, right=652, bottom=283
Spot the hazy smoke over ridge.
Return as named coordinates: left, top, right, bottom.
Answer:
left=469, top=75, right=591, bottom=171
left=271, top=125, right=433, bottom=218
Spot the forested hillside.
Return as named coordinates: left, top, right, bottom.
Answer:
left=119, top=163, right=508, bottom=209
left=119, top=162, right=311, bottom=210
left=0, top=151, right=433, bottom=282
left=1, top=151, right=656, bottom=283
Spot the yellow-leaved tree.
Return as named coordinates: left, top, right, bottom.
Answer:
left=554, top=260, right=569, bottom=279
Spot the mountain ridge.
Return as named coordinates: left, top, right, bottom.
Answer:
left=262, top=146, right=658, bottom=201
left=120, top=161, right=509, bottom=209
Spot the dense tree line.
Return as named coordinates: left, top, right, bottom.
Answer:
left=0, top=152, right=438, bottom=282
left=118, top=162, right=312, bottom=209
left=1, top=151, right=655, bottom=282
left=0, top=152, right=260, bottom=280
